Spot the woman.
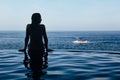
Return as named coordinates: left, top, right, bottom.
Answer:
left=23, top=13, right=48, bottom=74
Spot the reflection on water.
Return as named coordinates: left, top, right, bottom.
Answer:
left=1, top=50, right=120, bottom=80
left=23, top=51, right=48, bottom=80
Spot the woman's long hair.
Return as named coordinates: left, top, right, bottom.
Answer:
left=31, top=13, right=41, bottom=31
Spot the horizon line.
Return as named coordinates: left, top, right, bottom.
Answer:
left=0, top=30, right=120, bottom=32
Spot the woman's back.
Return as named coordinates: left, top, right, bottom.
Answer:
left=28, top=24, right=45, bottom=51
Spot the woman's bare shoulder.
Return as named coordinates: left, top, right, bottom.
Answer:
left=26, top=24, right=31, bottom=29
left=40, top=24, right=45, bottom=27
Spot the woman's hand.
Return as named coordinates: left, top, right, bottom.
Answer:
left=18, top=49, right=26, bottom=52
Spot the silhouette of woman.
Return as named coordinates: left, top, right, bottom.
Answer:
left=23, top=13, right=48, bottom=76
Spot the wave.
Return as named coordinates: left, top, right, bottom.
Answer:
left=43, top=49, right=120, bottom=55
left=1, top=49, right=120, bottom=80
left=67, top=50, right=120, bottom=54
left=73, top=41, right=120, bottom=44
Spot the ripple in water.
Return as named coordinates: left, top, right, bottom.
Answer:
left=1, top=50, right=120, bottom=80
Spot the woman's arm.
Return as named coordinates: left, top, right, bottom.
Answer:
left=43, top=25, right=48, bottom=52
left=24, top=24, right=30, bottom=51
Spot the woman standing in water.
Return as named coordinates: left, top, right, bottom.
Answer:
left=23, top=13, right=48, bottom=76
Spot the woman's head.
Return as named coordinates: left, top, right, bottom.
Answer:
left=31, top=13, right=41, bottom=24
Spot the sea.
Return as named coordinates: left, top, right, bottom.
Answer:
left=0, top=31, right=120, bottom=80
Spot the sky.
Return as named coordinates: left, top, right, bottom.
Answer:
left=0, top=0, right=120, bottom=31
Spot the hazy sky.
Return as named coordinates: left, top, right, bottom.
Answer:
left=0, top=0, right=120, bottom=31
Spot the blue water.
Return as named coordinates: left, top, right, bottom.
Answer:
left=0, top=31, right=120, bottom=80
left=0, top=31, right=120, bottom=51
